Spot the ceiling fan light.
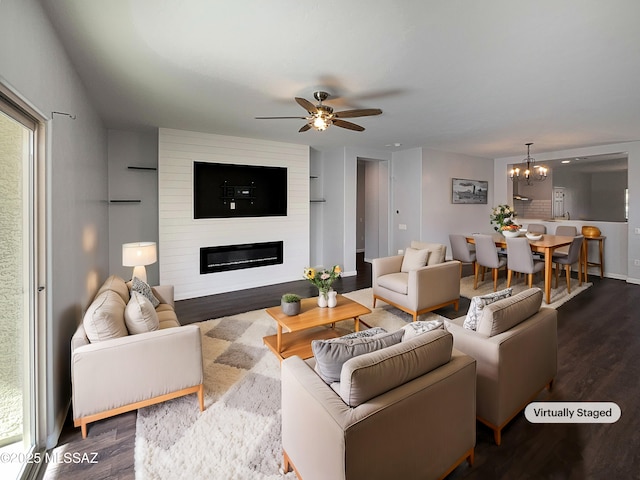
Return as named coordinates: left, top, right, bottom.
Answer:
left=313, top=116, right=329, bottom=131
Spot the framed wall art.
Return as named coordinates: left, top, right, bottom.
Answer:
left=452, top=178, right=488, bottom=204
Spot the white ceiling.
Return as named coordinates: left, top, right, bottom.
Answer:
left=40, top=0, right=640, bottom=159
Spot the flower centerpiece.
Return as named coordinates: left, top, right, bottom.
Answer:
left=303, top=265, right=341, bottom=307
left=490, top=204, right=518, bottom=233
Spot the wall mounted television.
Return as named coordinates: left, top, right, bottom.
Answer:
left=193, top=161, right=287, bottom=219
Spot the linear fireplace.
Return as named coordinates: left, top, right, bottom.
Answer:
left=200, top=241, right=284, bottom=274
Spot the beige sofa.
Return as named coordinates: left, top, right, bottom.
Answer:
left=71, top=275, right=204, bottom=438
left=445, top=288, right=557, bottom=445
left=372, top=241, right=461, bottom=321
left=281, top=329, right=477, bottom=480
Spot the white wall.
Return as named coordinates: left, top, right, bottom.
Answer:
left=158, top=129, right=309, bottom=300
left=0, top=0, right=109, bottom=447
left=420, top=148, right=495, bottom=253
left=108, top=130, right=159, bottom=285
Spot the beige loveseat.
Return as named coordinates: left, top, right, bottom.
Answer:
left=281, top=328, right=477, bottom=480
left=71, top=275, right=204, bottom=438
left=445, top=288, right=557, bottom=445
left=372, top=241, right=461, bottom=321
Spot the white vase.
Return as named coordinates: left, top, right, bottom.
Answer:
left=317, top=291, right=328, bottom=308
left=327, top=289, right=338, bottom=308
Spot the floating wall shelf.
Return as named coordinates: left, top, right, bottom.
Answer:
left=127, top=166, right=157, bottom=171
left=109, top=199, right=142, bottom=204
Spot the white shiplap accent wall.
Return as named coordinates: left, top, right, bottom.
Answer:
left=159, top=129, right=310, bottom=300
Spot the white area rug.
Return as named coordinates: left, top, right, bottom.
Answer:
left=134, top=289, right=442, bottom=480
left=460, top=273, right=592, bottom=310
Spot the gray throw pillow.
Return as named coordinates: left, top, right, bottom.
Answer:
left=312, top=329, right=404, bottom=384
left=463, top=287, right=513, bottom=331
left=131, top=276, right=160, bottom=308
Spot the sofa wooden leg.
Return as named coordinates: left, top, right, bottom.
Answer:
left=198, top=384, right=205, bottom=411
left=282, top=450, right=292, bottom=473
left=80, top=422, right=87, bottom=439
left=467, top=448, right=475, bottom=467
left=493, top=428, right=502, bottom=446
left=547, top=379, right=554, bottom=392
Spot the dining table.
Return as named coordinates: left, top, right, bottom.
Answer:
left=466, top=233, right=576, bottom=304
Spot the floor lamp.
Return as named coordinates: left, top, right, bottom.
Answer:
left=122, top=242, right=157, bottom=283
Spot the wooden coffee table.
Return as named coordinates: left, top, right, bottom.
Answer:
left=263, top=294, right=371, bottom=361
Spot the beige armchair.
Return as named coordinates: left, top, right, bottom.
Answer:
left=281, top=329, right=477, bottom=480
left=445, top=288, right=557, bottom=445
left=372, top=241, right=460, bottom=321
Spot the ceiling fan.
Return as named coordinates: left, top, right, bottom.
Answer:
left=255, top=91, right=382, bottom=133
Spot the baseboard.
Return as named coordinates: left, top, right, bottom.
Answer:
left=46, top=399, right=70, bottom=449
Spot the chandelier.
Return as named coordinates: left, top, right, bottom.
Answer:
left=509, top=143, right=548, bottom=185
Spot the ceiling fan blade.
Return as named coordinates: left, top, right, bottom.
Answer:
left=299, top=124, right=311, bottom=132
left=295, top=97, right=318, bottom=114
left=255, top=116, right=308, bottom=119
left=333, top=108, right=382, bottom=118
left=333, top=119, right=365, bottom=132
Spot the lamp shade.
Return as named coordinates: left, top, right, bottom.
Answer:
left=122, top=242, right=157, bottom=267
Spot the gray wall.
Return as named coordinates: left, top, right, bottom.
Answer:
left=391, top=148, right=422, bottom=254
left=108, top=130, right=159, bottom=285
left=589, top=171, right=628, bottom=222
left=420, top=148, right=495, bottom=251
left=0, top=0, right=109, bottom=447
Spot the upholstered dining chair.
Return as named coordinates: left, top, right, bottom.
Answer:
left=552, top=235, right=584, bottom=293
left=505, top=237, right=545, bottom=288
left=449, top=234, right=476, bottom=277
left=526, top=224, right=547, bottom=260
left=474, top=234, right=507, bottom=291
left=555, top=225, right=577, bottom=236
left=527, top=224, right=547, bottom=234
left=554, top=225, right=578, bottom=255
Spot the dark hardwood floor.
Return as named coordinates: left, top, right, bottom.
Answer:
left=40, top=257, right=640, bottom=480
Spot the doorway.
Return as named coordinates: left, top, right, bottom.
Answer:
left=357, top=158, right=390, bottom=262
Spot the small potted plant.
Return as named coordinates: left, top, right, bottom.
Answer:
left=281, top=293, right=301, bottom=316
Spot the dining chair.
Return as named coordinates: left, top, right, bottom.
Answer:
left=527, top=224, right=547, bottom=234
left=473, top=235, right=507, bottom=291
left=554, top=224, right=578, bottom=257
left=552, top=235, right=584, bottom=293
left=449, top=234, right=476, bottom=277
left=505, top=237, right=545, bottom=288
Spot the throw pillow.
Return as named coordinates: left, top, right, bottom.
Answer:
left=312, top=329, right=404, bottom=384
left=476, top=288, right=543, bottom=337
left=124, top=291, right=160, bottom=335
left=401, top=319, right=444, bottom=341
left=131, top=276, right=160, bottom=308
left=340, top=327, right=387, bottom=340
left=400, top=247, right=430, bottom=272
left=83, top=290, right=128, bottom=343
left=463, top=287, right=513, bottom=331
